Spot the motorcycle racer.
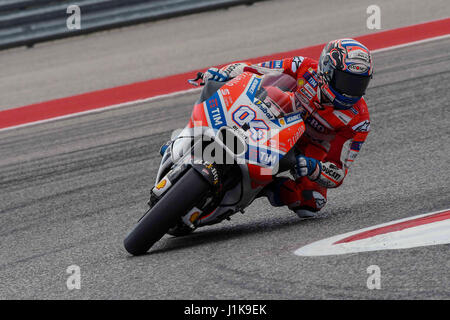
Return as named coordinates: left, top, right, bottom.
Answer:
left=202, top=39, right=373, bottom=218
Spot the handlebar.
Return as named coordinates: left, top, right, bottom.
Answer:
left=188, top=72, right=205, bottom=86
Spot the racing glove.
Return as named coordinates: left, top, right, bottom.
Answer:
left=203, top=67, right=230, bottom=82
left=296, top=155, right=322, bottom=180
left=203, top=63, right=249, bottom=82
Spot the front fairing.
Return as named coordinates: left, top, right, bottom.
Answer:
left=157, top=72, right=307, bottom=227
left=186, top=71, right=305, bottom=173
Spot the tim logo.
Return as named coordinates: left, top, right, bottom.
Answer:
left=209, top=99, right=223, bottom=126
left=206, top=93, right=226, bottom=129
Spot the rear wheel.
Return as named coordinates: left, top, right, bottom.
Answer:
left=123, top=168, right=209, bottom=255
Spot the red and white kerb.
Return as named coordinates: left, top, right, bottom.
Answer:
left=294, top=209, right=450, bottom=256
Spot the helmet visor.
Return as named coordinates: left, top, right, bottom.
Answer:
left=330, top=69, right=371, bottom=97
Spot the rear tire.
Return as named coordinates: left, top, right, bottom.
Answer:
left=124, top=168, right=209, bottom=255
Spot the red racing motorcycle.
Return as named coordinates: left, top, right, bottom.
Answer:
left=124, top=69, right=305, bottom=255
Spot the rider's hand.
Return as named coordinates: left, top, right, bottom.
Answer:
left=296, top=155, right=322, bottom=180
left=203, top=63, right=249, bottom=82
left=203, top=67, right=230, bottom=82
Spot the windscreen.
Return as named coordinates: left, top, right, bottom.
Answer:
left=255, top=73, right=298, bottom=117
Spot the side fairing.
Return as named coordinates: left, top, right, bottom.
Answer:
left=192, top=73, right=305, bottom=172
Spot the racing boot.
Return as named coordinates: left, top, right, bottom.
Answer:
left=263, top=177, right=326, bottom=219
left=293, top=207, right=317, bottom=219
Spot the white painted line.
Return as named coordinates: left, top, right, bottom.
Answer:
left=371, top=34, right=450, bottom=53
left=0, top=87, right=202, bottom=133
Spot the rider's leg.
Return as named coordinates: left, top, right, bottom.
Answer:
left=288, top=177, right=327, bottom=218
left=265, top=176, right=327, bottom=218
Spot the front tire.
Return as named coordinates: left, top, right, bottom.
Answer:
left=123, top=168, right=209, bottom=255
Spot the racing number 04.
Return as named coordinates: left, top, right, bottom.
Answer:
left=231, top=105, right=269, bottom=142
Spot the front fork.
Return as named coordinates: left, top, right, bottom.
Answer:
left=150, top=139, right=222, bottom=213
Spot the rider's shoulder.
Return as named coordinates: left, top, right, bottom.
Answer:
left=296, top=56, right=317, bottom=71
left=347, top=98, right=371, bottom=133
left=354, top=97, right=370, bottom=118
left=287, top=56, right=317, bottom=74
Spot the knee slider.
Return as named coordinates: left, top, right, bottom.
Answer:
left=312, top=191, right=327, bottom=209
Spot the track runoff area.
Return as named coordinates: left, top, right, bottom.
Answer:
left=2, top=18, right=449, bottom=257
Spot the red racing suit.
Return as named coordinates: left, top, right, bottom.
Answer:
left=220, top=56, right=371, bottom=212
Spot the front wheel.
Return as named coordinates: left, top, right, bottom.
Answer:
left=123, top=168, right=210, bottom=255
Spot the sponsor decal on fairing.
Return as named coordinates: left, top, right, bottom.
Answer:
left=246, top=76, right=262, bottom=102
left=205, top=92, right=226, bottom=130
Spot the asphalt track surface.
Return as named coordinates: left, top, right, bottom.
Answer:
left=0, top=35, right=449, bottom=299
